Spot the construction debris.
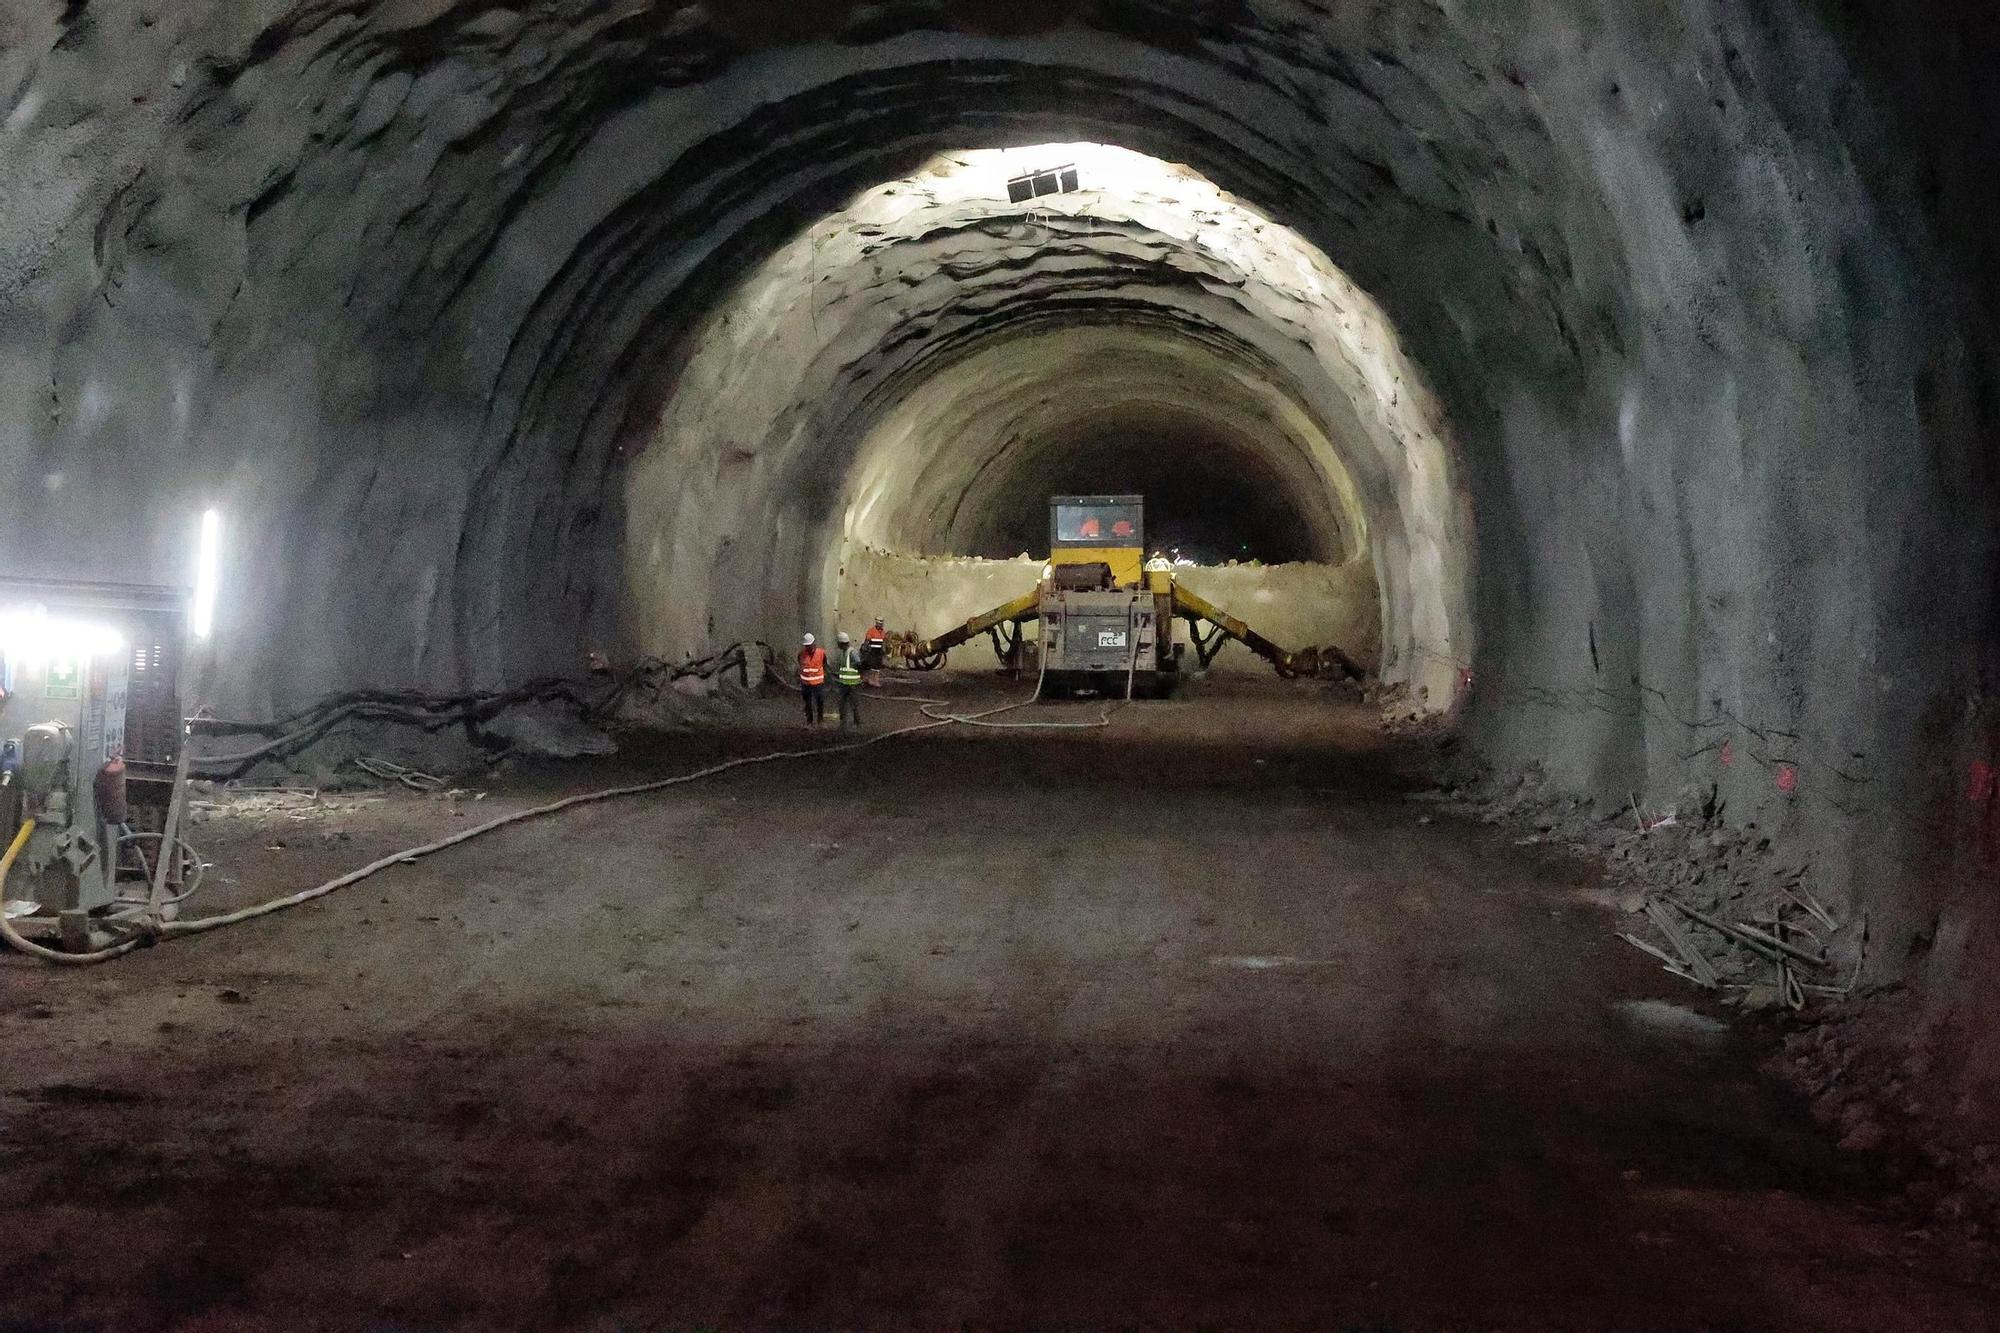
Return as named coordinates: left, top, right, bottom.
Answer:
left=1636, top=899, right=1720, bottom=988
left=1428, top=762, right=1997, bottom=1235
left=188, top=786, right=381, bottom=824
left=1615, top=826, right=1864, bottom=1010
left=1435, top=767, right=1865, bottom=1010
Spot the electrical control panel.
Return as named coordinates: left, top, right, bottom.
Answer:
left=2, top=578, right=182, bottom=924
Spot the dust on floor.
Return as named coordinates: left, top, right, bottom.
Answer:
left=1, top=679, right=1993, bottom=1330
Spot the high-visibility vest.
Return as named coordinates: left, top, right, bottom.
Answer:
left=837, top=647, right=862, bottom=686
left=864, top=625, right=886, bottom=645
left=798, top=647, right=826, bottom=685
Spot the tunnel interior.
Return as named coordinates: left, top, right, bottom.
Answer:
left=624, top=141, right=1451, bottom=679
left=2, top=0, right=1998, bottom=1271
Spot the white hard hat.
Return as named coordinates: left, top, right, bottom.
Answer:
left=837, top=630, right=851, bottom=644
left=802, top=633, right=815, bottom=646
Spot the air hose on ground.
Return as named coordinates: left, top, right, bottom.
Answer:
left=0, top=689, right=1054, bottom=968
left=916, top=638, right=1136, bottom=730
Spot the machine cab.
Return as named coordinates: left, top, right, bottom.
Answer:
left=1048, top=495, right=1145, bottom=590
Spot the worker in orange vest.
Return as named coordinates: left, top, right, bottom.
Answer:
left=863, top=617, right=888, bottom=685
left=797, top=633, right=828, bottom=728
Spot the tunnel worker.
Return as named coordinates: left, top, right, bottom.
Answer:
left=863, top=617, right=888, bottom=685
left=834, top=631, right=864, bottom=732
left=798, top=633, right=828, bottom=728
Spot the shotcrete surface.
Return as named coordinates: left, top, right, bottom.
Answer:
left=0, top=681, right=1991, bottom=1330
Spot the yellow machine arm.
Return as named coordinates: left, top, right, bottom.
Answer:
left=1169, top=584, right=1363, bottom=680
left=902, top=577, right=1361, bottom=681
left=908, top=589, right=1043, bottom=663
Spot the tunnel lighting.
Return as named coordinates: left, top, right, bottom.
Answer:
left=1006, top=163, right=1079, bottom=203
left=190, top=508, right=223, bottom=641
left=0, top=605, right=124, bottom=665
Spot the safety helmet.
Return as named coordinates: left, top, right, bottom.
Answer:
left=802, top=633, right=816, bottom=646
left=874, top=617, right=885, bottom=625
left=837, top=631, right=851, bottom=644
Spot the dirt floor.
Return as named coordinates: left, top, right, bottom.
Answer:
left=1, top=676, right=1994, bottom=1331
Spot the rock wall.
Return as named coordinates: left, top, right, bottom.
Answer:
left=1, top=1, right=1995, bottom=1124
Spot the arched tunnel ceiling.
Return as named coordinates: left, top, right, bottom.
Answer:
left=624, top=143, right=1450, bottom=674
left=841, top=321, right=1358, bottom=565
left=2, top=1, right=1998, bottom=1051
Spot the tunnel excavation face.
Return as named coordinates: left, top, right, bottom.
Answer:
left=2, top=2, right=1997, bottom=1123
left=966, top=426, right=1318, bottom=569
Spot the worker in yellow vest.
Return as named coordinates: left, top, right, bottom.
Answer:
left=834, top=631, right=864, bottom=731
left=797, top=633, right=827, bottom=728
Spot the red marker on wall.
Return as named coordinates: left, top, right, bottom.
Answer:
left=1720, top=738, right=1735, bottom=767
left=1776, top=764, right=1799, bottom=796
left=1969, top=760, right=1995, bottom=806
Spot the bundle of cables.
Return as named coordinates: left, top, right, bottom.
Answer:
left=188, top=642, right=780, bottom=781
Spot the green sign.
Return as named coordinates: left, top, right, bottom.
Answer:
left=44, top=659, right=81, bottom=701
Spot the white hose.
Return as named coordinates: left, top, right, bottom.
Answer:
left=2, top=693, right=1037, bottom=966
left=919, top=622, right=1138, bottom=730
left=114, top=830, right=205, bottom=907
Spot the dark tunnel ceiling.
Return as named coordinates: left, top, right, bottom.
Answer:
left=970, top=433, right=1320, bottom=564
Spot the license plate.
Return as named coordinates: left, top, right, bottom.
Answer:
left=1097, top=630, right=1127, bottom=648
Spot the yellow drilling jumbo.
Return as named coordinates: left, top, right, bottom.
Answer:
left=906, top=496, right=1362, bottom=697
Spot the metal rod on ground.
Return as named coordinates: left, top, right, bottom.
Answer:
left=1642, top=900, right=1721, bottom=987
left=1666, top=898, right=1826, bottom=968
left=1781, top=879, right=1839, bottom=932
left=148, top=720, right=196, bottom=918
left=1618, top=931, right=1682, bottom=968
left=1729, top=918, right=1828, bottom=968
left=1619, top=931, right=1717, bottom=989
left=1776, top=920, right=1807, bottom=1010
left=1664, top=899, right=1784, bottom=963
